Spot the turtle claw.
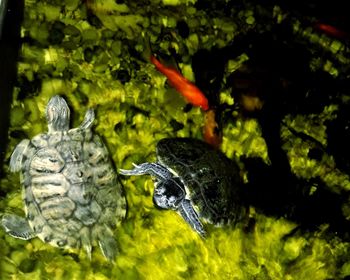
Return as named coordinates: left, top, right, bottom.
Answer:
left=178, top=199, right=206, bottom=237
left=118, top=165, right=143, bottom=176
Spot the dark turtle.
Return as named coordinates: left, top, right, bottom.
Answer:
left=1, top=95, right=127, bottom=261
left=119, top=137, right=245, bottom=236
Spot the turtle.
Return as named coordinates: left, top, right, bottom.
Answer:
left=119, top=137, right=245, bottom=236
left=1, top=95, right=127, bottom=261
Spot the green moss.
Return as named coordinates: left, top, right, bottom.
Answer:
left=341, top=261, right=350, bottom=278
left=82, top=29, right=99, bottom=42
left=95, top=14, right=145, bottom=38
left=0, top=1, right=349, bottom=280
left=111, top=40, right=122, bottom=57
left=1, top=258, right=18, bottom=276
left=162, top=0, right=196, bottom=5
left=38, top=3, right=61, bottom=22
left=11, top=250, right=30, bottom=266
left=29, top=23, right=50, bottom=45
left=64, top=0, right=80, bottom=11
left=10, top=106, right=26, bottom=127
left=246, top=16, right=255, bottom=25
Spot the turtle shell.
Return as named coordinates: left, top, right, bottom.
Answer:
left=18, top=120, right=126, bottom=255
left=156, top=137, right=245, bottom=225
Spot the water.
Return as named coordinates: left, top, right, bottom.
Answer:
left=0, top=0, right=349, bottom=279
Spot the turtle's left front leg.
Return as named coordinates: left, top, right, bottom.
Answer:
left=119, top=162, right=172, bottom=180
left=9, top=139, right=30, bottom=172
left=178, top=199, right=206, bottom=237
left=79, top=109, right=95, bottom=130
left=1, top=214, right=37, bottom=240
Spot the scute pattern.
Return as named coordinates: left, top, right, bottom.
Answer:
left=157, top=138, right=245, bottom=226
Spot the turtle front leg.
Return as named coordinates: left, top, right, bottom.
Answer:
left=119, top=162, right=172, bottom=180
left=9, top=139, right=30, bottom=172
left=79, top=109, right=95, bottom=130
left=1, top=214, right=37, bottom=240
left=178, top=199, right=206, bottom=237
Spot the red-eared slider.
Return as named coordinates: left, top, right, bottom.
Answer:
left=1, top=96, right=126, bottom=261
left=119, top=138, right=245, bottom=236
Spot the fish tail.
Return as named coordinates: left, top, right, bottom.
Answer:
left=150, top=55, right=162, bottom=70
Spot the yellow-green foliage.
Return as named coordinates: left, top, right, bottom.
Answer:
left=0, top=1, right=349, bottom=280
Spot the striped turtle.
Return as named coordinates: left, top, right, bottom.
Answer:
left=1, top=95, right=126, bottom=261
left=119, top=138, right=245, bottom=236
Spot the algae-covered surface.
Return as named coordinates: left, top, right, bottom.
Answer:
left=1, top=0, right=350, bottom=279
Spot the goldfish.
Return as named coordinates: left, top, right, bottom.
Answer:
left=314, top=22, right=348, bottom=39
left=202, top=109, right=222, bottom=148
left=150, top=55, right=209, bottom=111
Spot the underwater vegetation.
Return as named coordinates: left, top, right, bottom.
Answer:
left=0, top=0, right=350, bottom=279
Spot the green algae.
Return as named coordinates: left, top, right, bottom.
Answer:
left=1, top=1, right=350, bottom=280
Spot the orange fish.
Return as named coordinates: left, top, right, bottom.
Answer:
left=203, top=109, right=222, bottom=148
left=150, top=55, right=209, bottom=111
left=314, top=22, right=348, bottom=39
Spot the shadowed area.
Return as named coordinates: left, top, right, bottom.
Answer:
left=0, top=0, right=24, bottom=178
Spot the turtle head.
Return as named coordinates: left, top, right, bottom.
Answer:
left=153, top=178, right=206, bottom=237
left=153, top=178, right=186, bottom=210
left=46, top=95, right=70, bottom=133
